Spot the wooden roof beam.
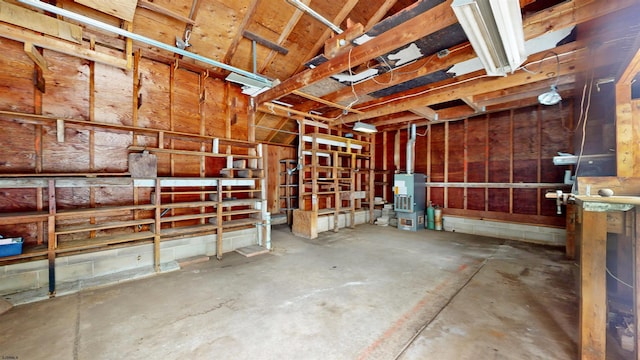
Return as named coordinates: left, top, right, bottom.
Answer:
left=256, top=0, right=457, bottom=104
left=338, top=42, right=583, bottom=124
left=295, top=0, right=639, bottom=114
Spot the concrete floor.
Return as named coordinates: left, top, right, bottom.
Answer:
left=0, top=224, right=578, bottom=359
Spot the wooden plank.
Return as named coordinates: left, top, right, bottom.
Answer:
left=579, top=210, right=607, bottom=360
left=0, top=1, right=82, bottom=43
left=128, top=146, right=260, bottom=159
left=222, top=0, right=259, bottom=64
left=56, top=231, right=155, bottom=252
left=55, top=219, right=155, bottom=235
left=565, top=203, right=576, bottom=260
left=235, top=245, right=269, bottom=257
left=137, top=0, right=196, bottom=25
left=256, top=0, right=456, bottom=104
left=76, top=0, right=138, bottom=22
left=243, top=30, right=288, bottom=55
left=576, top=177, right=640, bottom=196
left=0, top=23, right=127, bottom=69
left=293, top=90, right=363, bottom=114
left=339, top=44, right=582, bottom=124
left=23, top=42, right=48, bottom=71
left=615, top=84, right=635, bottom=177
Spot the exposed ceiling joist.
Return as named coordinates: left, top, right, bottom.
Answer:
left=256, top=0, right=457, bottom=104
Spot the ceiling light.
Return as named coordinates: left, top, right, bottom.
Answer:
left=452, top=0, right=526, bottom=76
left=353, top=122, right=377, bottom=133
left=538, top=52, right=562, bottom=106
left=538, top=85, right=562, bottom=106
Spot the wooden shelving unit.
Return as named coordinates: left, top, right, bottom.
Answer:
left=0, top=135, right=268, bottom=296
left=278, top=159, right=299, bottom=225
left=292, top=130, right=372, bottom=239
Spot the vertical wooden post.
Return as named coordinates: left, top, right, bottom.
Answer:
left=536, top=105, right=542, bottom=215
left=579, top=209, right=607, bottom=360
left=565, top=203, right=576, bottom=260
left=634, top=207, right=640, bottom=357
left=216, top=183, right=223, bottom=260
left=509, top=110, right=514, bottom=214
left=444, top=121, right=449, bottom=207
left=47, top=179, right=56, bottom=297
left=154, top=179, right=161, bottom=273
left=426, top=124, right=431, bottom=205
left=382, top=131, right=388, bottom=203
left=369, top=134, right=375, bottom=224
left=484, top=115, right=489, bottom=212
left=463, top=119, right=468, bottom=210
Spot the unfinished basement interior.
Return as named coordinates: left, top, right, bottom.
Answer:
left=0, top=0, right=639, bottom=359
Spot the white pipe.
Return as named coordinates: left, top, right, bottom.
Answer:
left=286, top=0, right=343, bottom=34
left=406, top=124, right=416, bottom=174
left=18, top=0, right=272, bottom=86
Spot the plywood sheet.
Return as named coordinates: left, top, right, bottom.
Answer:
left=138, top=58, right=170, bottom=130
left=94, top=131, right=131, bottom=172
left=173, top=68, right=200, bottom=134
left=75, top=0, right=138, bottom=22
left=0, top=121, right=36, bottom=173
left=94, top=62, right=133, bottom=126
left=190, top=0, right=250, bottom=62
left=42, top=50, right=90, bottom=119
left=0, top=38, right=34, bottom=114
left=204, top=78, right=227, bottom=137
left=447, top=121, right=464, bottom=182
left=429, top=124, right=445, bottom=182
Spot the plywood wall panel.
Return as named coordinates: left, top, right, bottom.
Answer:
left=133, top=8, right=185, bottom=53
left=488, top=188, right=509, bottom=213
left=447, top=122, right=464, bottom=182
left=56, top=187, right=90, bottom=210
left=513, top=159, right=538, bottom=183
left=93, top=131, right=131, bottom=172
left=138, top=59, right=171, bottom=130
left=42, top=51, right=90, bottom=119
left=448, top=188, right=464, bottom=209
left=0, top=38, right=35, bottom=113
left=466, top=188, right=485, bottom=211
left=173, top=69, right=200, bottom=134
left=42, top=125, right=90, bottom=172
left=414, top=131, right=428, bottom=174
left=541, top=102, right=572, bottom=157
left=204, top=78, right=227, bottom=137
left=488, top=111, right=510, bottom=183
left=430, top=124, right=445, bottom=182
left=94, top=63, right=133, bottom=125
left=0, top=121, right=36, bottom=173
left=430, top=187, right=445, bottom=208
left=513, top=108, right=538, bottom=160
left=513, top=189, right=537, bottom=215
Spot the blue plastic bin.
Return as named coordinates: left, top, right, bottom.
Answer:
left=0, top=238, right=23, bottom=257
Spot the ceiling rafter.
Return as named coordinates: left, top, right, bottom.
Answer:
left=292, top=0, right=361, bottom=74
left=256, top=0, right=457, bottom=104
left=337, top=43, right=583, bottom=124
left=222, top=0, right=261, bottom=64
left=258, top=1, right=310, bottom=73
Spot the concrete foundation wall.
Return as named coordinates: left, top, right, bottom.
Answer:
left=442, top=216, right=566, bottom=246
left=0, top=228, right=258, bottom=297
left=317, top=210, right=370, bottom=233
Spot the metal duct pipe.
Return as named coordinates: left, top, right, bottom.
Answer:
left=406, top=124, right=416, bottom=174
left=285, top=0, right=343, bottom=34
left=18, top=0, right=272, bottom=86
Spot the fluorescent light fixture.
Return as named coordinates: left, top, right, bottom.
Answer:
left=451, top=0, right=526, bottom=76
left=353, top=121, right=377, bottom=133
left=225, top=72, right=272, bottom=97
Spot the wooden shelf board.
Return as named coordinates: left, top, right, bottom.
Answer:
left=56, top=204, right=156, bottom=218
left=56, top=219, right=155, bottom=235
left=56, top=231, right=155, bottom=252
left=0, top=244, right=48, bottom=263
left=129, top=146, right=260, bottom=159
left=221, top=209, right=261, bottom=216
left=161, top=201, right=217, bottom=209
left=0, top=211, right=48, bottom=225
left=222, top=218, right=260, bottom=229
left=160, top=213, right=217, bottom=222
left=160, top=224, right=216, bottom=237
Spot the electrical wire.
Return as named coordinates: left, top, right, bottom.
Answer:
left=607, top=267, right=633, bottom=289
left=573, top=66, right=595, bottom=179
